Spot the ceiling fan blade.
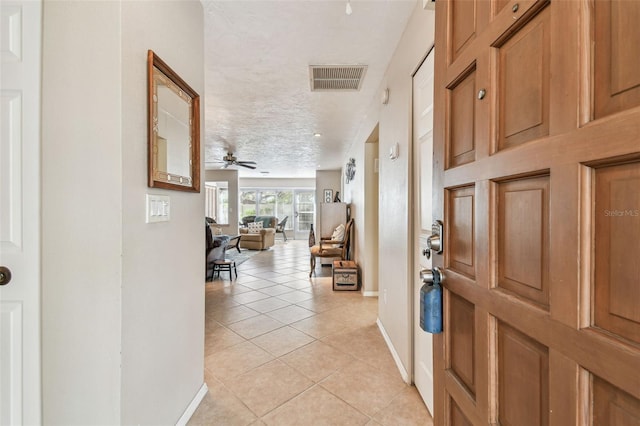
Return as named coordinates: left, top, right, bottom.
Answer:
left=238, top=163, right=256, bottom=169
left=237, top=161, right=257, bottom=165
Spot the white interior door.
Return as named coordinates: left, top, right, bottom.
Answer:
left=412, top=48, right=435, bottom=415
left=0, top=1, right=42, bottom=424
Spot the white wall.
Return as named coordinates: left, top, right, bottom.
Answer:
left=41, top=1, right=206, bottom=424
left=120, top=1, right=204, bottom=424
left=206, top=169, right=239, bottom=235
left=315, top=170, right=342, bottom=234
left=42, top=1, right=123, bottom=422
left=343, top=2, right=435, bottom=378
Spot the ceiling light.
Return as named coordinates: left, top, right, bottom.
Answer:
left=314, top=133, right=322, bottom=138
left=345, top=0, right=352, bottom=15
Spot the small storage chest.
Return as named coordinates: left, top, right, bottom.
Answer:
left=333, top=260, right=359, bottom=291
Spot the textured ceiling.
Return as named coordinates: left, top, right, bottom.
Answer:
left=202, top=0, right=417, bottom=178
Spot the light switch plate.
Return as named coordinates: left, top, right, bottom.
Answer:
left=146, top=194, right=170, bottom=223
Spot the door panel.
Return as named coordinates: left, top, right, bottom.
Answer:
left=593, top=376, right=640, bottom=426
left=447, top=67, right=476, bottom=168
left=0, top=1, right=42, bottom=424
left=450, top=0, right=478, bottom=62
left=497, top=6, right=550, bottom=150
left=447, top=293, right=475, bottom=397
left=433, top=0, right=640, bottom=424
left=497, top=175, right=549, bottom=308
left=593, top=161, right=640, bottom=344
left=450, top=399, right=473, bottom=426
left=594, top=0, right=640, bottom=119
left=447, top=186, right=475, bottom=279
left=498, top=323, right=549, bottom=426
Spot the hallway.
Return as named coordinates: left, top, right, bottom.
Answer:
left=189, top=239, right=433, bottom=425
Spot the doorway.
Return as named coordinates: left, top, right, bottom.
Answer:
left=363, top=126, right=380, bottom=296
left=411, top=48, right=436, bottom=415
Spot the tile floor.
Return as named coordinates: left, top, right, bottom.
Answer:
left=189, top=239, right=433, bottom=426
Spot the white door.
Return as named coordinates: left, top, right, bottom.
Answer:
left=0, top=1, right=42, bottom=424
left=412, top=48, right=435, bottom=415
left=294, top=190, right=315, bottom=240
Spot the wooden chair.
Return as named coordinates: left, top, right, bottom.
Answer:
left=309, top=218, right=353, bottom=277
left=276, top=216, right=289, bottom=241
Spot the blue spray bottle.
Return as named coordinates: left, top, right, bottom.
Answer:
left=420, top=268, right=443, bottom=334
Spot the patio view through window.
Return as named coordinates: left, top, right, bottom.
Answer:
left=240, top=188, right=315, bottom=239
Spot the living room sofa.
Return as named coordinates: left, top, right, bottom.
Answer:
left=239, top=216, right=277, bottom=250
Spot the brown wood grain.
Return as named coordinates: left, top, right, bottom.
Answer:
left=594, top=0, right=640, bottom=119
left=448, top=67, right=477, bottom=168
left=433, top=0, right=640, bottom=424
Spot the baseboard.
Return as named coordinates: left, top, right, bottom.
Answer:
left=376, top=318, right=411, bottom=384
left=363, top=291, right=379, bottom=297
left=176, top=382, right=208, bottom=426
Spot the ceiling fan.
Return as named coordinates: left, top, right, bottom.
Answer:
left=208, top=151, right=257, bottom=169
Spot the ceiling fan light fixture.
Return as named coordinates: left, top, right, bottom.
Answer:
left=345, top=0, right=352, bottom=15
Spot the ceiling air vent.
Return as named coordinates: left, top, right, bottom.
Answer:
left=309, top=65, right=368, bottom=91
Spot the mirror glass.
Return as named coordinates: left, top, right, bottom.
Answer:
left=148, top=50, right=200, bottom=192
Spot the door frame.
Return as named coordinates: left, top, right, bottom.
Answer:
left=411, top=45, right=436, bottom=416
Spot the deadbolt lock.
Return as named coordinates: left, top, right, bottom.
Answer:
left=422, top=220, right=444, bottom=259
left=427, top=220, right=444, bottom=255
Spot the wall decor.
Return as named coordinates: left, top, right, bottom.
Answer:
left=345, top=158, right=356, bottom=183
left=324, top=189, right=333, bottom=203
left=148, top=50, right=200, bottom=192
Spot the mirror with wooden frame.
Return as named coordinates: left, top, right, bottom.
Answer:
left=148, top=50, right=200, bottom=192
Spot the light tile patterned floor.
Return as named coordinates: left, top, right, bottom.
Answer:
left=189, top=240, right=433, bottom=426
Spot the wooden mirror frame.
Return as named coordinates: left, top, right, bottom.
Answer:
left=147, top=50, right=200, bottom=192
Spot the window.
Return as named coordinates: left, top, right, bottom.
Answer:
left=205, top=182, right=229, bottom=224
left=238, top=188, right=299, bottom=231
left=240, top=190, right=257, bottom=219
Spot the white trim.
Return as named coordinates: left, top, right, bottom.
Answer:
left=176, top=383, right=208, bottom=426
left=363, top=291, right=379, bottom=297
left=377, top=318, right=411, bottom=383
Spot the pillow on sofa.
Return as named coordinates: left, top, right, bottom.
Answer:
left=254, top=216, right=276, bottom=229
left=248, top=221, right=263, bottom=234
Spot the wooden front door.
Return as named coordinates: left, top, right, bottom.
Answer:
left=432, top=0, right=640, bottom=425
